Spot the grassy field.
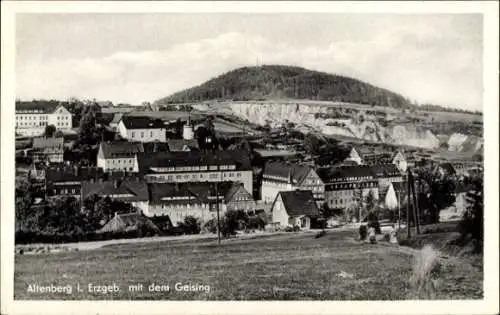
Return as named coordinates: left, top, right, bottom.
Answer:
left=14, top=230, right=482, bottom=300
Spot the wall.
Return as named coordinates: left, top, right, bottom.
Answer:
left=146, top=170, right=253, bottom=194
left=270, top=195, right=289, bottom=227
left=118, top=121, right=166, bottom=142
left=261, top=180, right=294, bottom=204
left=146, top=203, right=226, bottom=226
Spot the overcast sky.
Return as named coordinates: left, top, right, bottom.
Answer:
left=16, top=13, right=483, bottom=110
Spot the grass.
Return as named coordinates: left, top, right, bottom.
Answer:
left=14, top=230, right=482, bottom=300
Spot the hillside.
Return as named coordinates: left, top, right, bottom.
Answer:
left=156, top=65, right=412, bottom=108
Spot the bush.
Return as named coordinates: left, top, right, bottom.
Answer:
left=359, top=225, right=368, bottom=241
left=177, top=216, right=201, bottom=235
left=248, top=215, right=266, bottom=231
left=202, top=218, right=218, bottom=234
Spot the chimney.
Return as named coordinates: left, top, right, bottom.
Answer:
left=74, top=165, right=79, bottom=177
left=113, top=179, right=120, bottom=189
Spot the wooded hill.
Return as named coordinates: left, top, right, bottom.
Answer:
left=156, top=65, right=412, bottom=108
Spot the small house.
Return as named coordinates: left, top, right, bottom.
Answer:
left=270, top=190, right=320, bottom=229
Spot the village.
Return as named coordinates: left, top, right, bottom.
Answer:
left=14, top=99, right=483, bottom=243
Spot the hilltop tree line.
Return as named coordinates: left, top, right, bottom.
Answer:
left=158, top=65, right=413, bottom=108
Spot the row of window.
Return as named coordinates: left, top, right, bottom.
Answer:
left=110, top=159, right=134, bottom=164
left=152, top=165, right=237, bottom=172
left=131, top=131, right=154, bottom=139
left=151, top=172, right=242, bottom=181
left=17, top=115, right=48, bottom=120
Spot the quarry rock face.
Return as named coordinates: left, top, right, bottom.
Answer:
left=195, top=102, right=479, bottom=151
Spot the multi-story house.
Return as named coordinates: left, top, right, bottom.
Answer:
left=81, top=177, right=149, bottom=214
left=261, top=162, right=324, bottom=205
left=32, top=137, right=64, bottom=163
left=45, top=166, right=102, bottom=199
left=147, top=181, right=256, bottom=225
left=117, top=116, right=167, bottom=142
left=319, top=165, right=379, bottom=212
left=370, top=164, right=405, bottom=189
left=97, top=141, right=144, bottom=172
left=166, top=139, right=199, bottom=152
left=344, top=147, right=408, bottom=173
left=15, top=103, right=72, bottom=137
left=137, top=150, right=253, bottom=194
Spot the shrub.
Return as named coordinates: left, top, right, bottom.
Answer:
left=359, top=225, right=368, bottom=241
left=248, top=215, right=266, bottom=231
left=202, top=218, right=218, bottom=234
left=177, top=216, right=201, bottom=235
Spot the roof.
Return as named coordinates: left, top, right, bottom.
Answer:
left=98, top=212, right=160, bottom=233
left=362, top=153, right=394, bottom=165
left=148, top=181, right=238, bottom=205
left=99, top=141, right=144, bottom=159
left=143, top=141, right=169, bottom=153
left=120, top=116, right=166, bottom=129
left=277, top=190, right=320, bottom=217
left=110, top=113, right=123, bottom=125
left=263, top=162, right=313, bottom=185
left=138, top=150, right=251, bottom=172
left=32, top=137, right=64, bottom=149
left=166, top=139, right=199, bottom=152
left=317, top=165, right=375, bottom=183
left=81, top=178, right=149, bottom=202
left=15, top=101, right=59, bottom=113
left=45, top=166, right=102, bottom=183
left=370, top=164, right=402, bottom=178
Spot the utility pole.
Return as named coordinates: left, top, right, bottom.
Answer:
left=216, top=181, right=221, bottom=245
left=397, top=190, right=401, bottom=230
left=411, top=172, right=421, bottom=235
left=406, top=169, right=411, bottom=239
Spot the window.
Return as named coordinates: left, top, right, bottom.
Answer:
left=150, top=131, right=153, bottom=137
left=141, top=132, right=144, bottom=138
left=132, top=132, right=135, bottom=138
left=236, top=172, right=241, bottom=178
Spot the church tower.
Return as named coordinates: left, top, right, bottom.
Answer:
left=183, top=113, right=194, bottom=140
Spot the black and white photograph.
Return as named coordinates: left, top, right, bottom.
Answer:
left=1, top=1, right=498, bottom=315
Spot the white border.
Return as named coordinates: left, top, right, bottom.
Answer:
left=1, top=2, right=499, bottom=315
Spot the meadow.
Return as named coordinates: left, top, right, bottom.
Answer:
left=14, top=230, right=482, bottom=300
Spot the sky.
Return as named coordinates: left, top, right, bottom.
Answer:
left=16, top=13, right=483, bottom=111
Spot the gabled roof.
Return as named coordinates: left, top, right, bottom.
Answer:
left=32, top=137, right=64, bottom=149
left=98, top=212, right=160, bottom=233
left=110, top=113, right=123, bottom=124
left=15, top=102, right=59, bottom=113
left=370, top=164, right=402, bottom=178
left=263, top=162, right=313, bottom=185
left=138, top=150, right=251, bottom=172
left=99, top=141, right=144, bottom=159
left=148, top=181, right=239, bottom=205
left=166, top=139, right=199, bottom=152
left=143, top=141, right=169, bottom=153
left=81, top=178, right=148, bottom=202
left=317, top=165, right=375, bottom=183
left=46, top=166, right=102, bottom=183
left=120, top=116, right=166, bottom=129
left=276, top=190, right=320, bottom=217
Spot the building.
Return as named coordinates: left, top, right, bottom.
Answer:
left=137, top=150, right=253, bottom=194
left=379, top=182, right=398, bottom=210
left=261, top=162, right=324, bottom=205
left=98, top=212, right=161, bottom=234
left=97, top=141, right=144, bottom=172
left=15, top=103, right=72, bottom=137
left=270, top=190, right=320, bottom=229
left=344, top=147, right=407, bottom=173
left=109, top=113, right=123, bottom=130
left=166, top=139, right=199, bottom=152
left=370, top=164, right=405, bottom=189
left=32, top=137, right=64, bottom=163
left=183, top=115, right=195, bottom=140
left=45, top=166, right=102, bottom=199
left=118, top=116, right=167, bottom=142
left=319, top=165, right=379, bottom=211
left=81, top=177, right=149, bottom=214
left=147, top=181, right=256, bottom=225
